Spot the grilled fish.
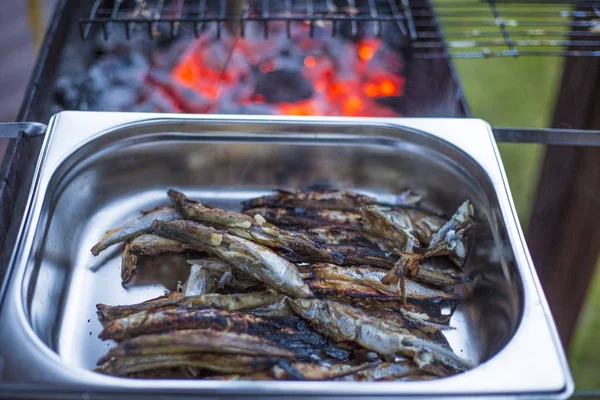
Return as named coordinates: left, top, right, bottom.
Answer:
left=283, top=245, right=395, bottom=270
left=244, top=207, right=363, bottom=230
left=424, top=200, right=474, bottom=266
left=101, top=308, right=350, bottom=361
left=129, top=234, right=191, bottom=256
left=381, top=201, right=474, bottom=285
left=248, top=295, right=296, bottom=317
left=217, top=361, right=379, bottom=381
left=99, top=307, right=266, bottom=341
left=303, top=264, right=457, bottom=302
left=169, top=190, right=343, bottom=264
left=98, top=329, right=296, bottom=364
left=91, top=206, right=180, bottom=256
left=336, top=361, right=420, bottom=381
left=288, top=299, right=473, bottom=372
left=299, top=227, right=368, bottom=246
left=120, top=243, right=139, bottom=284
left=151, top=220, right=312, bottom=298
left=241, top=189, right=422, bottom=211
left=359, top=205, right=423, bottom=255
left=96, top=353, right=280, bottom=376
left=97, top=291, right=284, bottom=324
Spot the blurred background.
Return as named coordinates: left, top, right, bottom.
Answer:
left=0, top=0, right=597, bottom=392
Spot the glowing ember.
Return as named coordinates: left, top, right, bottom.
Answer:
left=167, top=22, right=404, bottom=116
left=357, top=39, right=381, bottom=61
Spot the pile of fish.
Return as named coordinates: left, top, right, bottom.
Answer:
left=91, top=189, right=475, bottom=380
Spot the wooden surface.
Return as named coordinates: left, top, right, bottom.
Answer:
left=527, top=48, right=600, bottom=347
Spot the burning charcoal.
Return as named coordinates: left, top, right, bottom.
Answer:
left=254, top=69, right=313, bottom=103
left=136, top=88, right=181, bottom=113
left=148, top=69, right=213, bottom=113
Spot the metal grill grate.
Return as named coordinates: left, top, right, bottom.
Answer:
left=79, top=0, right=415, bottom=41
left=78, top=0, right=600, bottom=58
left=416, top=0, right=600, bottom=58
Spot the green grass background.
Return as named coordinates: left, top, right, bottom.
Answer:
left=453, top=57, right=600, bottom=391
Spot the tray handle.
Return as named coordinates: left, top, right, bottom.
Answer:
left=0, top=122, right=47, bottom=138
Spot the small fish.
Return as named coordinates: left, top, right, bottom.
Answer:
left=97, top=329, right=296, bottom=365
left=249, top=295, right=296, bottom=317
left=332, top=245, right=395, bottom=269
left=377, top=208, right=446, bottom=246
left=307, top=279, right=405, bottom=302
left=271, top=361, right=379, bottom=380
left=91, top=206, right=180, bottom=256
left=100, top=308, right=350, bottom=362
left=298, top=227, right=368, bottom=246
left=359, top=205, right=423, bottom=255
left=120, top=243, right=139, bottom=284
left=129, top=234, right=191, bottom=256
left=151, top=220, right=313, bottom=298
left=424, top=200, right=474, bottom=267
left=288, top=299, right=474, bottom=373
left=415, top=263, right=469, bottom=287
left=208, top=361, right=378, bottom=381
left=99, top=307, right=269, bottom=342
left=97, top=291, right=284, bottom=324
left=243, top=207, right=363, bottom=230
left=281, top=244, right=394, bottom=270
left=336, top=361, right=419, bottom=381
left=95, top=353, right=280, bottom=376
left=169, top=190, right=343, bottom=264
left=304, top=264, right=458, bottom=302
left=381, top=201, right=474, bottom=285
left=241, top=189, right=422, bottom=211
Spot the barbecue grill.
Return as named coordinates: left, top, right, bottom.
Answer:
left=0, top=0, right=598, bottom=398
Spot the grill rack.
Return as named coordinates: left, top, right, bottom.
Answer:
left=79, top=0, right=600, bottom=58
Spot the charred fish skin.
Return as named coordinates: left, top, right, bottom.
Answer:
left=98, top=328, right=296, bottom=365
left=95, top=353, right=281, bottom=377
left=120, top=243, right=139, bottom=284
left=151, top=220, right=313, bottom=298
left=96, top=291, right=284, bottom=324
left=305, top=264, right=458, bottom=302
left=99, top=307, right=269, bottom=342
left=288, top=299, right=473, bottom=373
left=249, top=295, right=296, bottom=317
left=243, top=207, right=363, bottom=230
left=241, top=190, right=380, bottom=212
left=168, top=190, right=255, bottom=230
left=129, top=234, right=191, bottom=256
left=99, top=307, right=350, bottom=362
left=169, top=190, right=343, bottom=264
left=149, top=219, right=224, bottom=249
left=336, top=361, right=419, bottom=381
left=359, top=205, right=423, bottom=254
left=241, top=189, right=422, bottom=212
left=299, top=227, right=368, bottom=246
left=91, top=206, right=180, bottom=256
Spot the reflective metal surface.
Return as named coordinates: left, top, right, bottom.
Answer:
left=0, top=112, right=573, bottom=398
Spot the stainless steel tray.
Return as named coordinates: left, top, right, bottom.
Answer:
left=0, top=111, right=573, bottom=398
